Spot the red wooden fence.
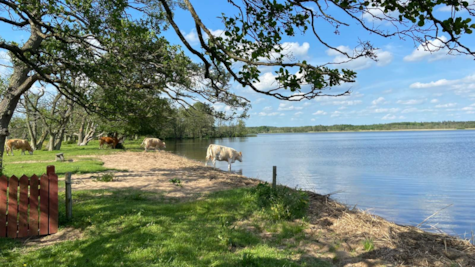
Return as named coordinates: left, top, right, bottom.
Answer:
left=0, top=165, right=58, bottom=238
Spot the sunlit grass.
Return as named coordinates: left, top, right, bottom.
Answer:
left=0, top=188, right=330, bottom=267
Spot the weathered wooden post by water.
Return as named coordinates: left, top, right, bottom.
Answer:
left=272, top=166, right=277, bottom=189
left=65, top=172, right=72, bottom=221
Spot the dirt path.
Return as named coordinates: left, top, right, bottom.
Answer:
left=69, top=151, right=259, bottom=199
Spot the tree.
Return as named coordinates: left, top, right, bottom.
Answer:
left=1, top=0, right=473, bottom=172
left=155, top=0, right=474, bottom=101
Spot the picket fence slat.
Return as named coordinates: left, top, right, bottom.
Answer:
left=8, top=176, right=18, bottom=238
left=0, top=166, right=58, bottom=239
left=0, top=175, right=7, bottom=237
left=39, top=174, right=49, bottom=236
left=18, top=175, right=29, bottom=237
left=29, top=175, right=39, bottom=236
left=48, top=166, right=58, bottom=235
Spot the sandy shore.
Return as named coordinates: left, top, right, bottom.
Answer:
left=67, top=151, right=475, bottom=266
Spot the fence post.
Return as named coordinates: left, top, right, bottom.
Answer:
left=65, top=172, right=72, bottom=221
left=272, top=166, right=277, bottom=189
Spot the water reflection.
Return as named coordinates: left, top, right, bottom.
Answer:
left=167, top=131, right=475, bottom=238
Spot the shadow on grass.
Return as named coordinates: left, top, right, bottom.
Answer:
left=0, top=188, right=330, bottom=267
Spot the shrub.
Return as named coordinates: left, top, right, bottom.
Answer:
left=169, top=178, right=182, bottom=187
left=96, top=173, right=114, bottom=182
left=363, top=238, right=374, bottom=252
left=253, top=182, right=308, bottom=220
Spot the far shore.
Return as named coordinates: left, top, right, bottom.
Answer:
left=255, top=128, right=475, bottom=134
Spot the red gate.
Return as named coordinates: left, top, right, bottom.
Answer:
left=0, top=165, right=58, bottom=238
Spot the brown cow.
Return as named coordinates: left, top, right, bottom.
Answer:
left=99, top=137, right=120, bottom=149
left=6, top=139, right=34, bottom=156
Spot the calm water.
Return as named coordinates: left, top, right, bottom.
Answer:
left=165, top=130, right=475, bottom=237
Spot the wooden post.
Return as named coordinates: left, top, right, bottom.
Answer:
left=65, top=172, right=72, bottom=221
left=272, top=166, right=277, bottom=189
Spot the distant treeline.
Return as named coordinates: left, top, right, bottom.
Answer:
left=247, top=121, right=475, bottom=134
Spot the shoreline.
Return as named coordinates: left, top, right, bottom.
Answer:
left=255, top=128, right=475, bottom=134
left=92, top=151, right=475, bottom=266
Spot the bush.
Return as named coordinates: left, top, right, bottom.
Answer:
left=96, top=173, right=114, bottom=182
left=253, top=183, right=308, bottom=220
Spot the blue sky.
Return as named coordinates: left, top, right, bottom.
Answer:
left=1, top=1, right=474, bottom=127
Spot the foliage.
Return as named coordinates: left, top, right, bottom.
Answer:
left=96, top=173, right=114, bottom=182
left=363, top=238, right=375, bottom=252
left=253, top=183, right=309, bottom=220
left=247, top=121, right=475, bottom=134
left=169, top=178, right=182, bottom=187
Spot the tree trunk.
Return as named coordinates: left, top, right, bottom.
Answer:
left=48, top=135, right=55, bottom=151
left=0, top=25, right=43, bottom=171
left=79, top=122, right=97, bottom=146
left=76, top=116, right=86, bottom=145
left=35, top=129, right=48, bottom=150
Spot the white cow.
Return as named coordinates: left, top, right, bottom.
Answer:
left=205, top=144, right=242, bottom=171
left=141, top=138, right=166, bottom=152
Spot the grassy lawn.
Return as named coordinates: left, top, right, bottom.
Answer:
left=2, top=140, right=143, bottom=178
left=0, top=188, right=329, bottom=267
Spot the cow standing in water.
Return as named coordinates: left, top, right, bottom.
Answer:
left=205, top=144, right=242, bottom=171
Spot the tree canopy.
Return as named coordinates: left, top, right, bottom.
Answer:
left=0, top=0, right=473, bottom=168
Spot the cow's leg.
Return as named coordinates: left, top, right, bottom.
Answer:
left=213, top=157, right=216, bottom=168
left=228, top=159, right=232, bottom=171
left=21, top=150, right=25, bottom=155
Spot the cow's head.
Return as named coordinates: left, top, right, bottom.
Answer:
left=26, top=143, right=34, bottom=155
left=162, top=142, right=166, bottom=149
left=237, top=151, right=243, bottom=162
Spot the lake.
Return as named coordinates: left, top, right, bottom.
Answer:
left=166, top=130, right=475, bottom=238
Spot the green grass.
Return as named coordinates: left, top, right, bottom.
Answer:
left=2, top=141, right=135, bottom=177
left=362, top=238, right=374, bottom=252
left=0, top=188, right=331, bottom=267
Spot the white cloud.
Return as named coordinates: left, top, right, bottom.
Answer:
left=311, top=118, right=316, bottom=121
left=382, top=114, right=397, bottom=120
left=313, top=110, right=327, bottom=115
left=327, top=45, right=393, bottom=70
left=294, top=111, right=303, bottom=116
left=430, top=99, right=439, bottom=103
left=409, top=73, right=475, bottom=97
left=255, top=72, right=279, bottom=91
left=396, top=99, right=425, bottom=105
left=404, top=36, right=452, bottom=62
left=383, top=89, right=393, bottom=94
left=410, top=79, right=452, bottom=89
left=259, top=111, right=280, bottom=116
left=401, top=108, right=434, bottom=113
left=372, top=97, right=386, bottom=105
left=278, top=103, right=303, bottom=111
left=435, top=103, right=457, bottom=108
left=274, top=42, right=310, bottom=60
left=184, top=28, right=226, bottom=45
left=263, top=106, right=272, bottom=111
left=373, top=108, right=400, bottom=113
left=331, top=111, right=341, bottom=117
